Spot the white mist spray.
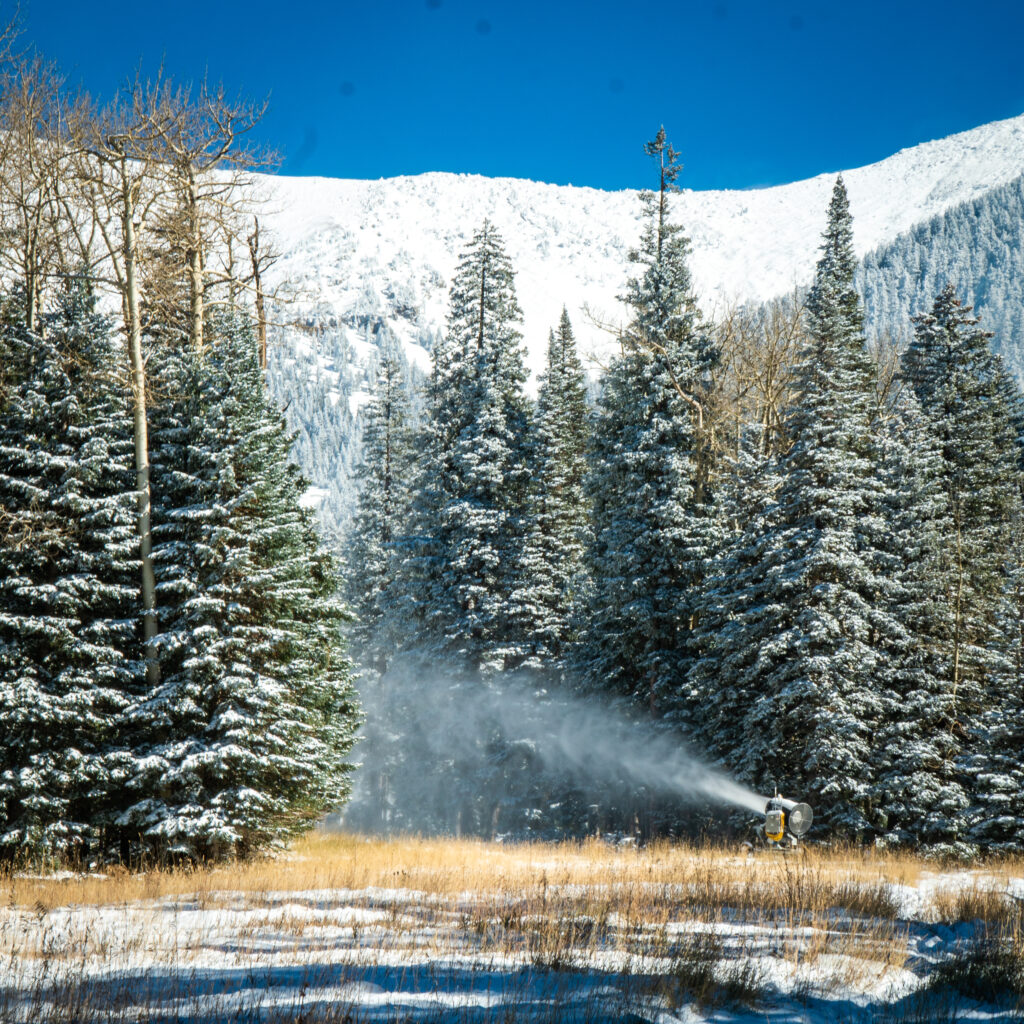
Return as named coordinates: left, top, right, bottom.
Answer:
left=523, top=680, right=769, bottom=815
left=346, top=668, right=768, bottom=833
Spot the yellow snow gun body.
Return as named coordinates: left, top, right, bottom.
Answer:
left=751, top=796, right=814, bottom=851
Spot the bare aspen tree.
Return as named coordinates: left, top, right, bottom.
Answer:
left=65, top=86, right=169, bottom=686
left=136, top=74, right=271, bottom=353
left=711, top=297, right=901, bottom=463
left=0, top=58, right=71, bottom=330
left=867, top=327, right=904, bottom=427
left=713, top=296, right=806, bottom=459
left=246, top=215, right=281, bottom=370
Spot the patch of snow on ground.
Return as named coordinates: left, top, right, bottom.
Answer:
left=349, top=390, right=372, bottom=417
left=2, top=866, right=1022, bottom=1023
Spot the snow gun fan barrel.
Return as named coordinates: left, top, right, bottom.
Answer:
left=761, top=796, right=813, bottom=844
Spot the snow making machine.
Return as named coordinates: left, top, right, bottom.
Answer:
left=745, top=794, right=813, bottom=852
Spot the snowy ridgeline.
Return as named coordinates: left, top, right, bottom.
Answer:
left=270, top=167, right=1024, bottom=537
left=257, top=111, right=1024, bottom=386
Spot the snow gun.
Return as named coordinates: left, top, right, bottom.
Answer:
left=748, top=794, right=813, bottom=850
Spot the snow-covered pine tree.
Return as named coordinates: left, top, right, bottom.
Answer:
left=699, top=179, right=888, bottom=837
left=377, top=223, right=533, bottom=835
left=115, top=318, right=360, bottom=861
left=510, top=308, right=590, bottom=673
left=399, top=220, right=529, bottom=677
left=986, top=516, right=1024, bottom=852
left=344, top=330, right=415, bottom=676
left=991, top=366, right=1024, bottom=851
left=905, top=287, right=1024, bottom=851
left=340, top=332, right=418, bottom=831
left=0, top=282, right=142, bottom=861
left=903, top=287, right=1021, bottom=723
left=583, top=129, right=715, bottom=713
left=687, top=429, right=783, bottom=771
left=869, top=386, right=966, bottom=850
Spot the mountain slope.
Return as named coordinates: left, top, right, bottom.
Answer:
left=859, top=174, right=1024, bottom=379
left=260, top=112, right=1024, bottom=379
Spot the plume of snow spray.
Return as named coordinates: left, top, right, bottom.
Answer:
left=518, top=678, right=766, bottom=815
left=346, top=669, right=767, bottom=832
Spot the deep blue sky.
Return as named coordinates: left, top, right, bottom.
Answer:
left=24, top=0, right=1024, bottom=191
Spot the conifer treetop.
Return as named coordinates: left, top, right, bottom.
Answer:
left=805, top=176, right=864, bottom=347
left=620, top=128, right=708, bottom=435
left=642, top=126, right=681, bottom=260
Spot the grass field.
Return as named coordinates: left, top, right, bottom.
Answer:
left=1, top=833, right=1022, bottom=1022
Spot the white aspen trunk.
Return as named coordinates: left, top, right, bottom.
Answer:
left=186, top=172, right=204, bottom=353
left=120, top=154, right=160, bottom=687
left=25, top=263, right=36, bottom=332
left=248, top=217, right=267, bottom=370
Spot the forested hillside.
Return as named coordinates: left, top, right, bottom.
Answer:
left=859, top=174, right=1024, bottom=379
left=341, top=130, right=1024, bottom=855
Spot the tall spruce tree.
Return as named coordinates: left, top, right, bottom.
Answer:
left=399, top=220, right=529, bottom=677
left=382, top=222, right=532, bottom=835
left=903, top=289, right=1022, bottom=848
left=986, top=517, right=1024, bottom=851
left=584, top=129, right=715, bottom=713
left=341, top=334, right=417, bottom=832
left=688, top=431, right=783, bottom=771
left=869, top=387, right=965, bottom=849
left=115, top=319, right=360, bottom=861
left=510, top=308, right=590, bottom=673
left=904, top=287, right=1024, bottom=851
left=693, top=179, right=887, bottom=836
left=344, top=332, right=415, bottom=676
left=0, top=284, right=142, bottom=861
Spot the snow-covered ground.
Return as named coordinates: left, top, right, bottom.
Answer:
left=257, top=112, right=1024, bottom=383
left=2, top=856, right=1021, bottom=1023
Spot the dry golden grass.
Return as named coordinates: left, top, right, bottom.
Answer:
left=2, top=834, right=1022, bottom=1023
left=10, top=831, right=1016, bottom=914
left=932, top=880, right=1024, bottom=931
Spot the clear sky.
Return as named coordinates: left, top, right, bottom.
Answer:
left=22, top=0, right=1024, bottom=192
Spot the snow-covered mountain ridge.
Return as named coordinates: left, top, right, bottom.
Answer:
left=259, top=112, right=1024, bottom=380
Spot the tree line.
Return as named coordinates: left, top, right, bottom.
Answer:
left=859, top=172, right=1024, bottom=379
left=346, top=130, right=1024, bottom=855
left=0, top=44, right=359, bottom=864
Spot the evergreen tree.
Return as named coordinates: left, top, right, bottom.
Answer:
left=379, top=223, right=531, bottom=835
left=0, top=284, right=142, bottom=861
left=870, top=387, right=965, bottom=849
left=116, top=319, right=360, bottom=861
left=511, top=308, right=590, bottom=673
left=344, top=332, right=415, bottom=676
left=688, top=431, right=783, bottom=771
left=903, top=288, right=1021, bottom=753
left=904, top=287, right=1024, bottom=851
left=583, top=129, right=714, bottom=713
left=399, top=220, right=529, bottom=677
left=693, top=179, right=887, bottom=836
left=341, top=333, right=417, bottom=832
left=984, top=518, right=1024, bottom=851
